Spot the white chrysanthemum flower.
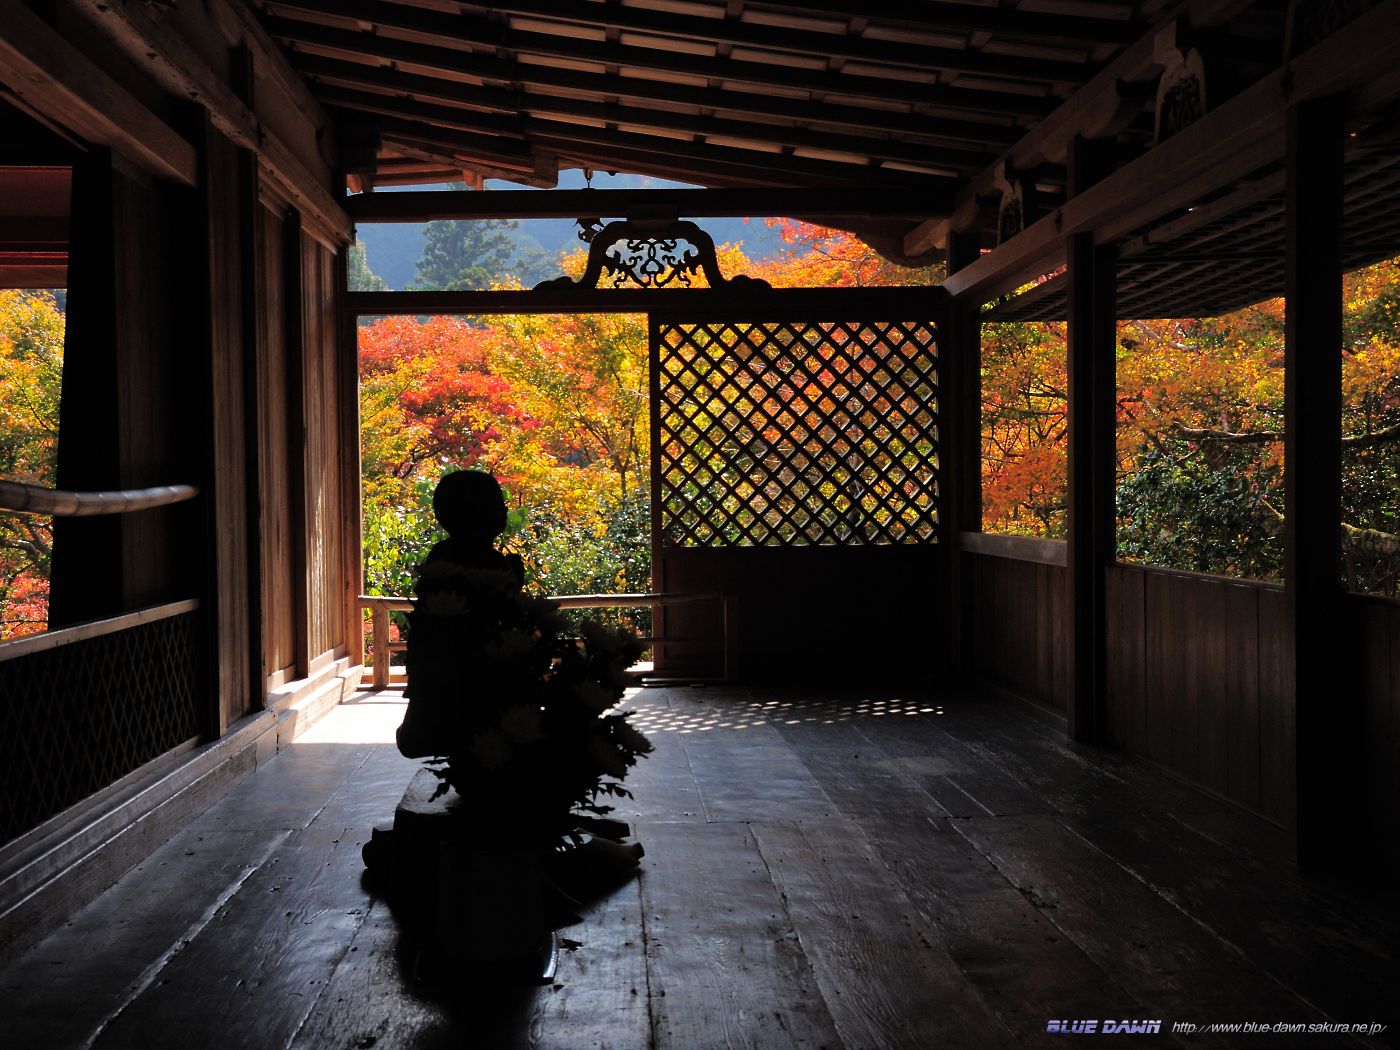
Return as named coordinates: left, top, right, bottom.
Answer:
left=498, top=705, right=544, bottom=744
left=468, top=729, right=514, bottom=771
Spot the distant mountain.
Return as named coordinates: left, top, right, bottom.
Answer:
left=353, top=171, right=791, bottom=291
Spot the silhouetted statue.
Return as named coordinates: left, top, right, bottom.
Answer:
left=372, top=469, right=649, bottom=978
left=396, top=469, right=526, bottom=759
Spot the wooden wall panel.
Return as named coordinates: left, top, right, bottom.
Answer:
left=300, top=232, right=339, bottom=666
left=1356, top=597, right=1400, bottom=883
left=1104, top=565, right=1290, bottom=825
left=202, top=130, right=254, bottom=730
left=1256, top=586, right=1294, bottom=827
left=1104, top=566, right=1145, bottom=753
left=654, top=545, right=943, bottom=684
left=964, top=552, right=1068, bottom=712
left=255, top=198, right=296, bottom=683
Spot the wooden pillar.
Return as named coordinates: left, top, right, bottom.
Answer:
left=336, top=244, right=364, bottom=671
left=189, top=109, right=259, bottom=736
left=284, top=209, right=312, bottom=676
left=942, top=232, right=982, bottom=679
left=1065, top=137, right=1117, bottom=744
left=1285, top=96, right=1355, bottom=866
left=49, top=149, right=124, bottom=628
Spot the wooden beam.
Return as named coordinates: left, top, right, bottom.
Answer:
left=1284, top=96, right=1352, bottom=866
left=941, top=0, right=1400, bottom=305
left=738, top=0, right=1143, bottom=45
left=264, top=13, right=1058, bottom=120
left=522, top=122, right=955, bottom=190
left=345, top=188, right=948, bottom=222
left=0, top=0, right=195, bottom=185
left=904, top=0, right=1260, bottom=257
left=317, top=84, right=1000, bottom=174
left=345, top=285, right=949, bottom=316
left=60, top=0, right=350, bottom=242
left=291, top=52, right=1025, bottom=148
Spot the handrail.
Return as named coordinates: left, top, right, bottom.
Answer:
left=357, top=590, right=730, bottom=689
left=0, top=480, right=198, bottom=517
left=959, top=530, right=1068, bottom=567
left=0, top=598, right=200, bottom=663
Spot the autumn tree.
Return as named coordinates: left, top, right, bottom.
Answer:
left=0, top=289, right=63, bottom=637
left=358, top=315, right=525, bottom=597
left=980, top=321, right=1069, bottom=537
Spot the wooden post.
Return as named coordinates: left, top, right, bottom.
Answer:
left=1065, top=137, right=1117, bottom=744
left=943, top=231, right=982, bottom=679
left=284, top=209, right=312, bottom=676
left=191, top=109, right=256, bottom=739
left=371, top=602, right=390, bottom=690
left=1284, top=96, right=1354, bottom=866
left=48, top=149, right=125, bottom=629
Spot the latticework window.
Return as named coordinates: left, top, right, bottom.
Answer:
left=655, top=319, right=939, bottom=546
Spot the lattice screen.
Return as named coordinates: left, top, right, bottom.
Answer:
left=655, top=319, right=939, bottom=546
left=0, top=611, right=201, bottom=845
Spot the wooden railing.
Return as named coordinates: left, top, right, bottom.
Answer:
left=357, top=591, right=730, bottom=690
left=0, top=479, right=197, bottom=516
left=0, top=598, right=200, bottom=662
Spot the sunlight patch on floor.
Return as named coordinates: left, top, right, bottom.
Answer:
left=293, top=689, right=407, bottom=745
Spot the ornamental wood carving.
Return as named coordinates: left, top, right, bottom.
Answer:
left=535, top=218, right=772, bottom=292
left=1153, top=46, right=1208, bottom=144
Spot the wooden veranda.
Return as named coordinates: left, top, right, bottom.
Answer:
left=1, top=0, right=1399, bottom=1042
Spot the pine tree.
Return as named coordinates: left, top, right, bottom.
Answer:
left=410, top=217, right=521, bottom=291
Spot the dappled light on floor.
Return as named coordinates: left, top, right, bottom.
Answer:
left=624, top=687, right=944, bottom=734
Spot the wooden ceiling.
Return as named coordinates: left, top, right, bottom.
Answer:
left=985, top=112, right=1400, bottom=321
left=254, top=0, right=1147, bottom=195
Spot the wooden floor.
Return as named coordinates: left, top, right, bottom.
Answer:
left=3, top=684, right=1398, bottom=1049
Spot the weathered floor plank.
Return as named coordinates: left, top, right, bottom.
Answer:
left=7, top=685, right=1400, bottom=1050
left=949, top=814, right=1349, bottom=1048
left=91, top=821, right=373, bottom=1050
left=752, top=819, right=1015, bottom=1049
left=0, top=828, right=288, bottom=1049
left=638, top=820, right=842, bottom=1050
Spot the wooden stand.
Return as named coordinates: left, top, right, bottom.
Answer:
left=363, top=769, right=558, bottom=983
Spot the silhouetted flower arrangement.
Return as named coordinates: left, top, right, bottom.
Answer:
left=408, top=560, right=650, bottom=845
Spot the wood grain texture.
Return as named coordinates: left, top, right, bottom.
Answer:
left=0, top=829, right=287, bottom=1048
left=1104, top=565, right=1146, bottom=752
left=951, top=815, right=1328, bottom=1036
left=255, top=196, right=297, bottom=683
left=753, top=819, right=1013, bottom=1049
left=90, top=823, right=373, bottom=1050
left=638, top=820, right=842, bottom=1050
left=10, top=690, right=1400, bottom=1049
left=966, top=553, right=1069, bottom=712
left=862, top=816, right=1145, bottom=1046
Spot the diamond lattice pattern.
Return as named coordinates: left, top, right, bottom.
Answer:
left=657, top=319, right=939, bottom=546
left=0, top=612, right=201, bottom=846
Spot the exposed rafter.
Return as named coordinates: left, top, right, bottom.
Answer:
left=344, top=187, right=951, bottom=222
